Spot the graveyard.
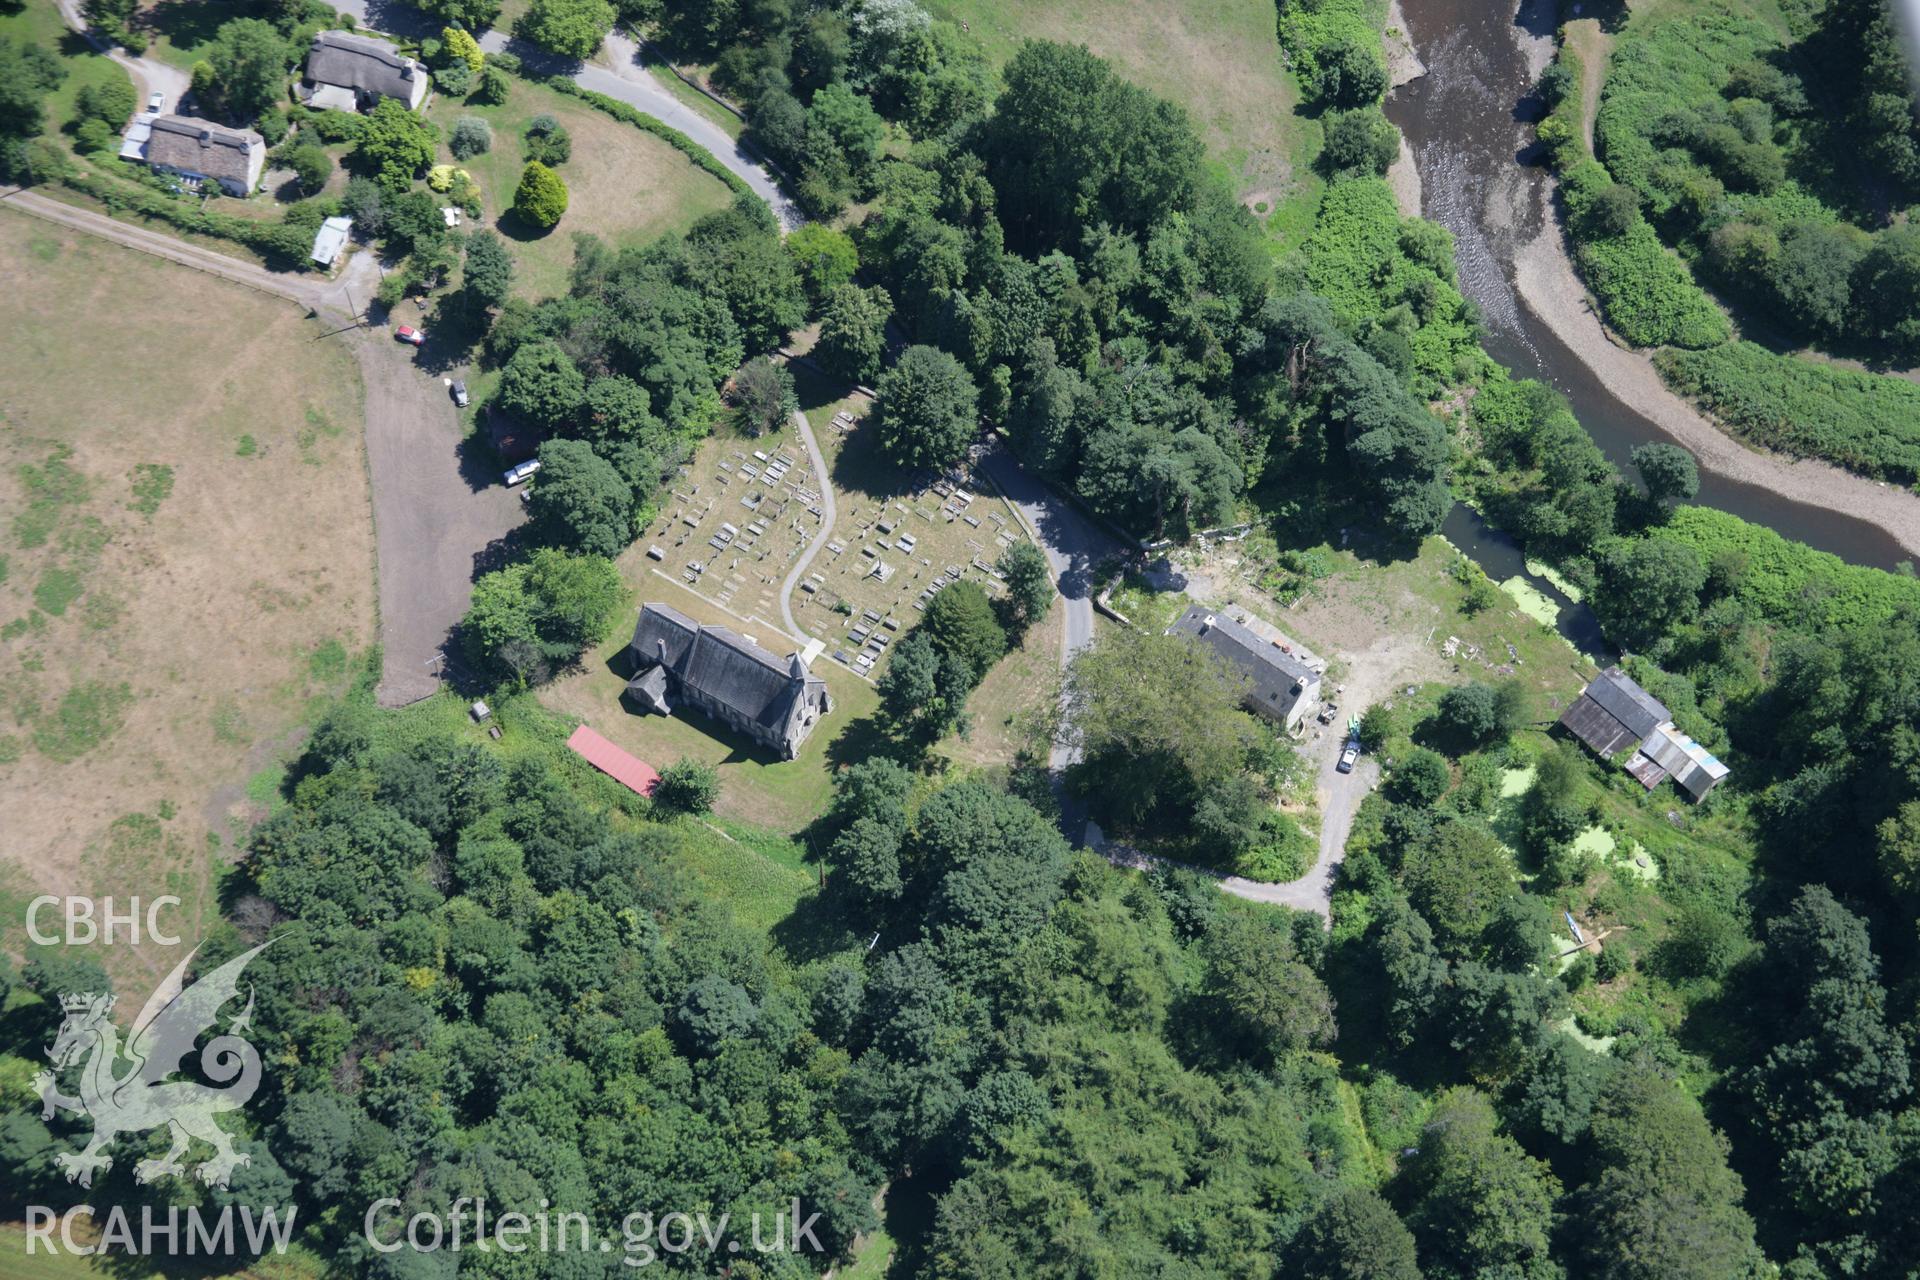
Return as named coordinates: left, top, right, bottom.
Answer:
left=790, top=396, right=1041, bottom=681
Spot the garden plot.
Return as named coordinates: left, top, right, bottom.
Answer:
left=638, top=416, right=825, bottom=638
left=793, top=407, right=1037, bottom=680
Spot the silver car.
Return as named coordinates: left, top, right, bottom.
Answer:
left=451, top=380, right=469, bottom=408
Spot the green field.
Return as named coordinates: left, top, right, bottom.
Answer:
left=2, top=0, right=135, bottom=146
left=426, top=77, right=734, bottom=301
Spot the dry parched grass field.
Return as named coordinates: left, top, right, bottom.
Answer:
left=0, top=211, right=375, bottom=985
left=927, top=0, right=1307, bottom=206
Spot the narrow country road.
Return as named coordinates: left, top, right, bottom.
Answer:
left=54, top=0, right=189, bottom=110
left=776, top=408, right=837, bottom=644
left=326, top=0, right=802, bottom=229
left=977, top=443, right=1118, bottom=844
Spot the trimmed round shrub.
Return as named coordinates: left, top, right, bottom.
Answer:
left=513, top=160, right=568, bottom=229
left=449, top=114, right=491, bottom=159
left=434, top=60, right=473, bottom=96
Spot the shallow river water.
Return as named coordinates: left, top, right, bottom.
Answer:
left=1388, top=0, right=1911, bottom=570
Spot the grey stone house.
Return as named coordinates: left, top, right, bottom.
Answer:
left=624, top=603, right=831, bottom=758
left=303, top=31, right=429, bottom=111
left=1166, top=604, right=1323, bottom=731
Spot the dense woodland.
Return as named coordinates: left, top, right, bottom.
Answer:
left=3, top=0, right=1920, bottom=1276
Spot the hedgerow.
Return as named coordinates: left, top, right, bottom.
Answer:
left=1655, top=342, right=1920, bottom=485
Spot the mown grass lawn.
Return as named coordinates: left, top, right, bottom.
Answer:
left=3, top=0, right=136, bottom=144
left=426, top=76, right=734, bottom=301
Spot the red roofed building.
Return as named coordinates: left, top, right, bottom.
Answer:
left=566, top=726, right=660, bottom=797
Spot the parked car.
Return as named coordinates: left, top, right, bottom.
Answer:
left=1336, top=742, right=1359, bottom=774
left=147, top=91, right=164, bottom=112
left=450, top=380, right=469, bottom=407
left=395, top=325, right=425, bottom=346
left=503, top=459, right=541, bottom=486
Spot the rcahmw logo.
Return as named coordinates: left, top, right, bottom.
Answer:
left=24, top=940, right=298, bottom=1259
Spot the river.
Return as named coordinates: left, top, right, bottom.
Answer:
left=1386, top=0, right=1912, bottom=570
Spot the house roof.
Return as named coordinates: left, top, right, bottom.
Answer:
left=306, top=30, right=423, bottom=102
left=1558, top=667, right=1669, bottom=757
left=143, top=114, right=262, bottom=186
left=566, top=726, right=659, bottom=796
left=629, top=603, right=824, bottom=736
left=1557, top=695, right=1639, bottom=758
left=1641, top=725, right=1729, bottom=799
left=1166, top=604, right=1319, bottom=720
left=1583, top=667, right=1670, bottom=739
left=310, top=215, right=352, bottom=266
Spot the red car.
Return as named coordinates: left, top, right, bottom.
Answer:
left=395, top=325, right=425, bottom=346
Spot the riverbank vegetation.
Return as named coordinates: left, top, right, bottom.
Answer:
left=1538, top=0, right=1920, bottom=485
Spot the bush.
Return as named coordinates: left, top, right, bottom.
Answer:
left=522, top=112, right=571, bottom=165
left=1320, top=108, right=1399, bottom=178
left=256, top=106, right=289, bottom=146
left=1390, top=747, right=1451, bottom=806
left=1654, top=342, right=1920, bottom=484
left=450, top=115, right=492, bottom=159
left=287, top=143, right=332, bottom=193
left=72, top=118, right=116, bottom=155
left=73, top=77, right=137, bottom=128
left=655, top=758, right=719, bottom=814
left=512, top=160, right=568, bottom=228
left=470, top=64, right=511, bottom=105
left=442, top=25, right=485, bottom=71
left=1234, top=813, right=1315, bottom=882
left=434, top=60, right=473, bottom=96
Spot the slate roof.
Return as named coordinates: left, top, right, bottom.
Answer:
left=306, top=31, right=425, bottom=105
left=1166, top=604, right=1319, bottom=723
left=1583, top=667, right=1670, bottom=739
left=1558, top=667, right=1671, bottom=757
left=627, top=603, right=825, bottom=742
left=142, top=114, right=263, bottom=189
left=1560, top=667, right=1730, bottom=801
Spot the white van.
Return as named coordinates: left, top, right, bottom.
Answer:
left=503, top=460, right=541, bottom=486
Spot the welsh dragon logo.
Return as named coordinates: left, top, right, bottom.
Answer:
left=33, top=942, right=270, bottom=1189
